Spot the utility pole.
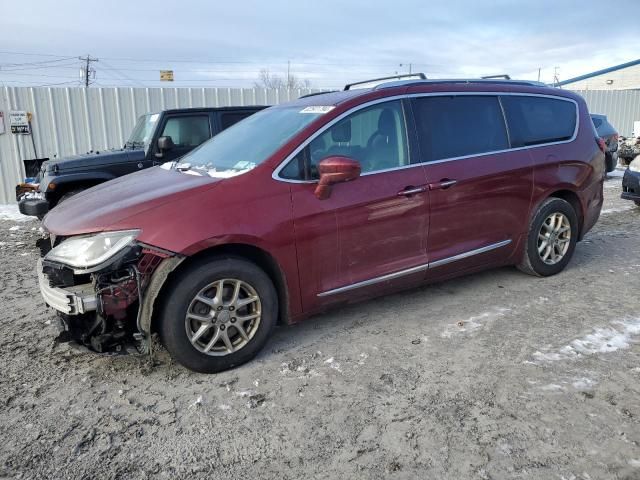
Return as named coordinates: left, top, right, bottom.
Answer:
left=79, top=54, right=98, bottom=87
left=399, top=63, right=413, bottom=75
left=286, top=60, right=291, bottom=88
left=553, top=66, right=560, bottom=87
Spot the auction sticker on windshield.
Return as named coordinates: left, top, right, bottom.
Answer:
left=300, top=106, right=335, bottom=114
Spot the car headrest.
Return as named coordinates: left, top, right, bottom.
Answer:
left=378, top=109, right=395, bottom=134
left=331, top=120, right=351, bottom=143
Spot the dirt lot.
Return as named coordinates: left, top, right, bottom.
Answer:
left=1, top=174, right=639, bottom=480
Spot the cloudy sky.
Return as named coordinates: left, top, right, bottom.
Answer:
left=1, top=0, right=638, bottom=89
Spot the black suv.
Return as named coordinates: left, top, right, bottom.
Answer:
left=18, top=106, right=266, bottom=217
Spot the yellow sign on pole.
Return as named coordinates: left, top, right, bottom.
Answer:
left=160, top=70, right=174, bottom=81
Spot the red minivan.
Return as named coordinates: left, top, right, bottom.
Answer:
left=38, top=77, right=605, bottom=372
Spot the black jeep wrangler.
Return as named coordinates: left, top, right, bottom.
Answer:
left=18, top=106, right=266, bottom=217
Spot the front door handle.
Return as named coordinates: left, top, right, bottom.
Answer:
left=428, top=179, right=457, bottom=190
left=397, top=186, right=427, bottom=197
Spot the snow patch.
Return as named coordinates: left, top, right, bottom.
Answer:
left=441, top=308, right=510, bottom=338
left=324, top=357, right=342, bottom=372
left=572, top=377, right=597, bottom=390
left=9, top=226, right=20, bottom=231
left=539, top=383, right=565, bottom=392
left=532, top=318, right=640, bottom=363
left=601, top=205, right=635, bottom=215
left=0, top=205, right=33, bottom=222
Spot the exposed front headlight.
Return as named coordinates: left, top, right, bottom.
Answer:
left=45, top=230, right=140, bottom=270
left=630, top=157, right=640, bottom=173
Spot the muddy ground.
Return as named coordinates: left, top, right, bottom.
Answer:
left=1, top=174, right=639, bottom=480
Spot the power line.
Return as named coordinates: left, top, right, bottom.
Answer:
left=0, top=57, right=77, bottom=69
left=99, top=60, right=146, bottom=87
left=0, top=61, right=79, bottom=72
left=0, top=49, right=442, bottom=69
left=0, top=50, right=75, bottom=58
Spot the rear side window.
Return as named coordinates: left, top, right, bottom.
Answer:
left=591, top=117, right=603, bottom=128
left=160, top=115, right=211, bottom=147
left=220, top=111, right=255, bottom=130
left=411, top=96, right=508, bottom=161
left=501, top=96, right=576, bottom=147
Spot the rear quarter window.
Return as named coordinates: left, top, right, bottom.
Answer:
left=501, top=96, right=577, bottom=147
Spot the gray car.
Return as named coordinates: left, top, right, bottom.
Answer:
left=591, top=114, right=618, bottom=172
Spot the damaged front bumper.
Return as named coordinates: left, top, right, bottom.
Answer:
left=37, top=258, right=97, bottom=314
left=37, top=240, right=183, bottom=354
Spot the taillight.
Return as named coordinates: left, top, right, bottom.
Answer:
left=612, top=133, right=619, bottom=143
left=596, top=137, right=606, bottom=153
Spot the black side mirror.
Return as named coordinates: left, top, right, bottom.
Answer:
left=155, top=136, right=175, bottom=158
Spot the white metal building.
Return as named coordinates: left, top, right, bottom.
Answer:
left=559, top=59, right=640, bottom=90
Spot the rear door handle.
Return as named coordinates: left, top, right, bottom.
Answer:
left=428, top=179, right=457, bottom=190
left=397, top=186, right=427, bottom=197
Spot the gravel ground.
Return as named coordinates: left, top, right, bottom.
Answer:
left=1, top=174, right=639, bottom=480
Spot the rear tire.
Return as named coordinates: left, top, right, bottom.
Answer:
left=518, top=198, right=578, bottom=277
left=158, top=256, right=277, bottom=373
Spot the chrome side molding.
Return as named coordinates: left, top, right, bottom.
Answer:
left=317, top=239, right=512, bottom=297
left=429, top=239, right=512, bottom=268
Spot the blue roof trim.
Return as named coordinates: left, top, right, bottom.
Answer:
left=558, top=58, right=640, bottom=86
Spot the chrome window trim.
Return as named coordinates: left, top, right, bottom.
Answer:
left=272, top=91, right=579, bottom=184
left=317, top=239, right=512, bottom=297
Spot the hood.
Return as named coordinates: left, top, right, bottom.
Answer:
left=47, top=148, right=145, bottom=172
left=43, top=166, right=219, bottom=236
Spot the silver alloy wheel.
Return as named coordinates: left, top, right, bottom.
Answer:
left=537, top=212, right=571, bottom=265
left=185, top=279, right=262, bottom=356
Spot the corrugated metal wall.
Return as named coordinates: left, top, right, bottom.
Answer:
left=0, top=86, right=321, bottom=204
left=1, top=86, right=639, bottom=204
left=573, top=89, right=640, bottom=137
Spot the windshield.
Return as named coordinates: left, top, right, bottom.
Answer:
left=126, top=113, right=159, bottom=147
left=177, top=106, right=328, bottom=177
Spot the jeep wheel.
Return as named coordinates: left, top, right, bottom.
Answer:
left=518, top=198, right=578, bottom=277
left=605, top=152, right=616, bottom=173
left=158, top=256, right=277, bottom=373
left=57, top=189, right=84, bottom=205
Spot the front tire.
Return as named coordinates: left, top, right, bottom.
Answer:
left=158, top=256, right=278, bottom=373
left=518, top=198, right=578, bottom=277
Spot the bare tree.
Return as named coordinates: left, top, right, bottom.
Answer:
left=254, top=68, right=311, bottom=89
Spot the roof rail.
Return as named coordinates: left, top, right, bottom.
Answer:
left=344, top=73, right=427, bottom=91
left=373, top=78, right=547, bottom=90
left=481, top=74, right=511, bottom=80
left=298, top=90, right=338, bottom=99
